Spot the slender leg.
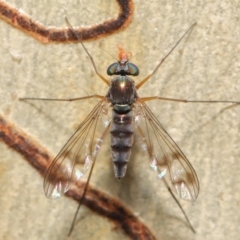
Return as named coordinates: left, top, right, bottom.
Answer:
left=136, top=23, right=196, bottom=90
left=65, top=17, right=110, bottom=86
left=140, top=96, right=240, bottom=104
left=68, top=122, right=111, bottom=236
left=161, top=177, right=196, bottom=233
left=136, top=125, right=195, bottom=233
left=19, top=94, right=105, bottom=102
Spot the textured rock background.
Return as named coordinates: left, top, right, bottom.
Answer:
left=0, top=1, right=240, bottom=240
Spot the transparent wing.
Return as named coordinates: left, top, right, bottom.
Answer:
left=135, top=99, right=199, bottom=201
left=43, top=99, right=111, bottom=198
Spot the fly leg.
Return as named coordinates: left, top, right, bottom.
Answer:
left=19, top=94, right=105, bottom=102
left=136, top=23, right=196, bottom=90
left=65, top=17, right=110, bottom=86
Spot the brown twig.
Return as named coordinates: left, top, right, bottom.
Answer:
left=0, top=0, right=134, bottom=43
left=0, top=114, right=158, bottom=240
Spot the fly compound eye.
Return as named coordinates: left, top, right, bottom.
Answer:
left=107, top=62, right=119, bottom=75
left=107, top=62, right=139, bottom=76
left=127, top=63, right=139, bottom=76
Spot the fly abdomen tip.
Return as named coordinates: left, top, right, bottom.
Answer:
left=113, top=161, right=128, bottom=179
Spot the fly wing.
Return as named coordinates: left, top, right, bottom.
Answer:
left=135, top=100, right=199, bottom=201
left=43, top=99, right=111, bottom=198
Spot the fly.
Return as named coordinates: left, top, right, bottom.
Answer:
left=20, top=21, right=240, bottom=236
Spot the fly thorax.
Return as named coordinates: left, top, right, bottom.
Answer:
left=107, top=76, right=137, bottom=108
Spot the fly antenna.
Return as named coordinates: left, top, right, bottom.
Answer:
left=101, top=48, right=118, bottom=62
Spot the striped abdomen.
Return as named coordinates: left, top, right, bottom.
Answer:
left=110, top=110, right=134, bottom=178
